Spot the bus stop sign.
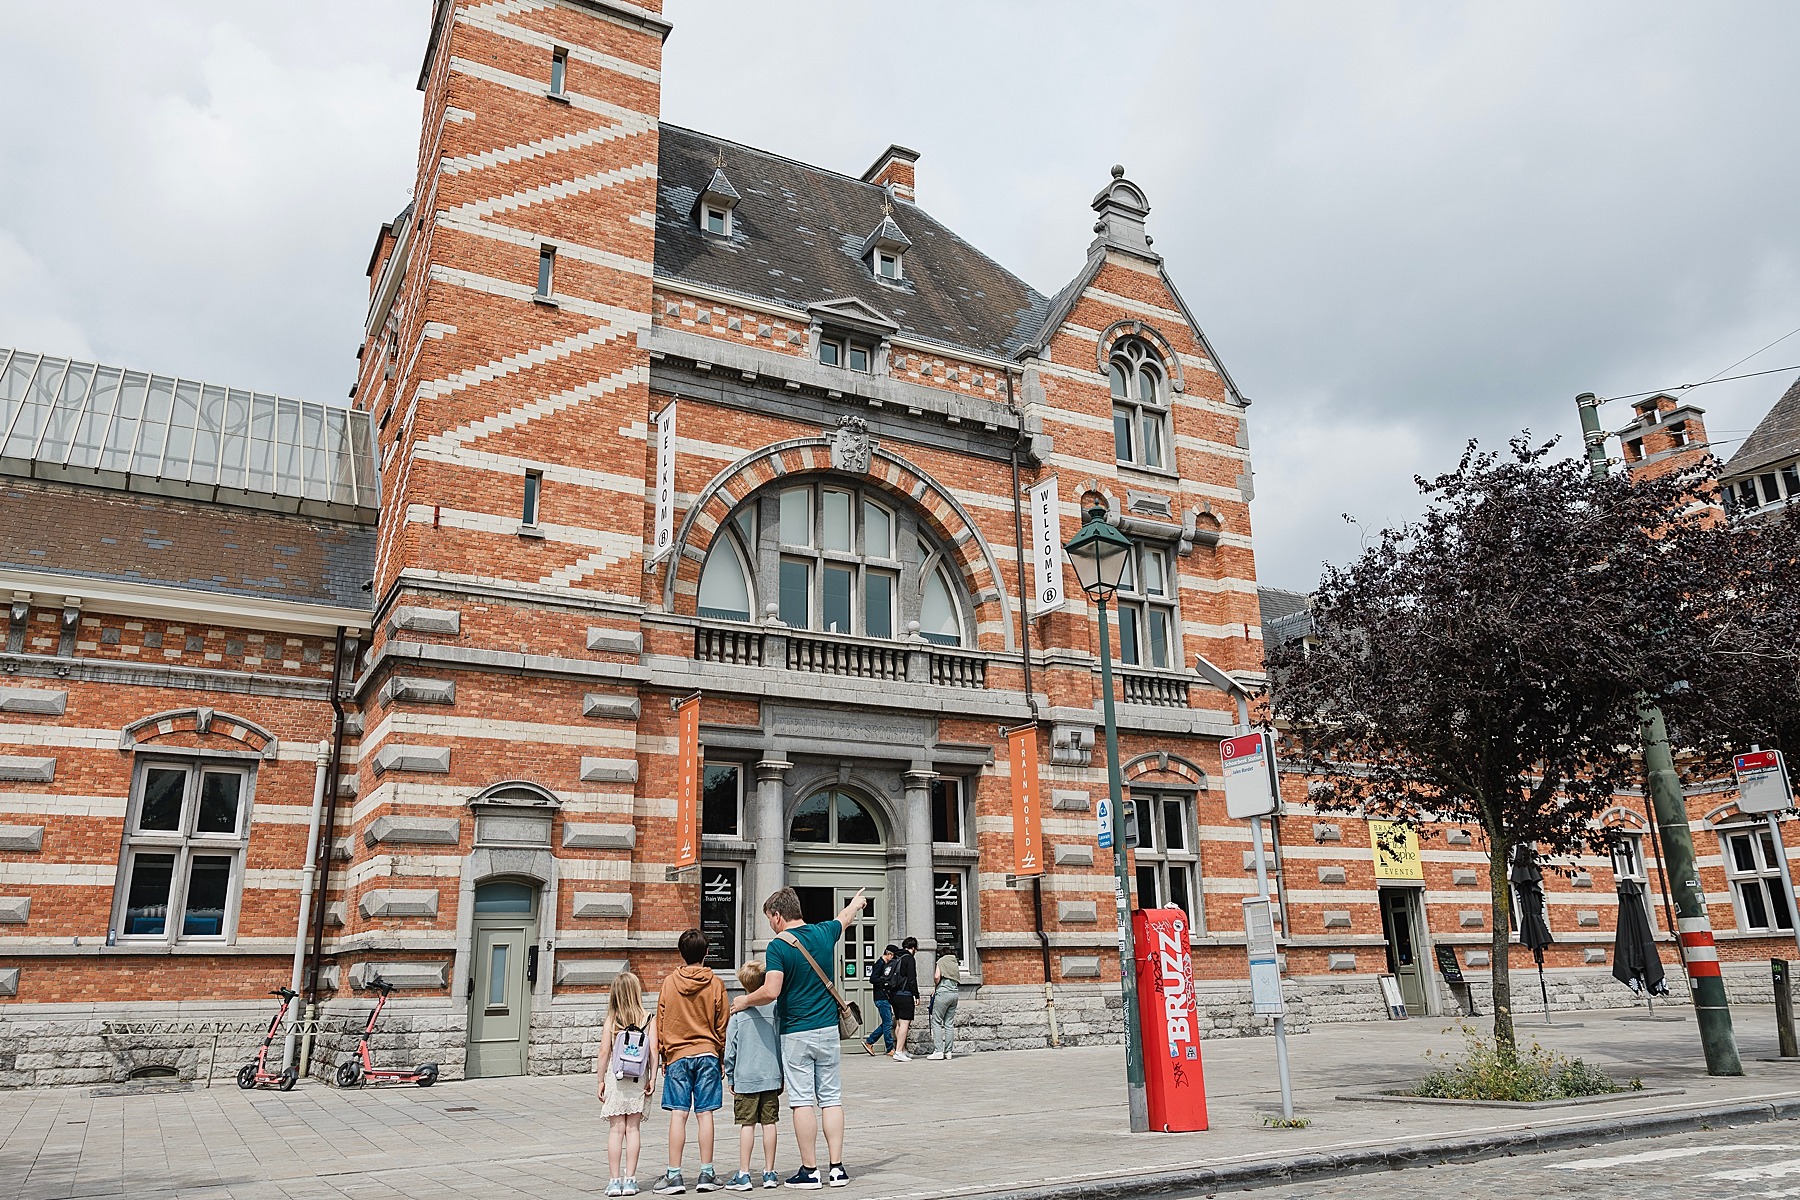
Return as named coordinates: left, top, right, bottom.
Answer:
left=1736, top=750, right=1794, bottom=814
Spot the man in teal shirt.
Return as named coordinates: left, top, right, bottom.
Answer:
left=733, top=886, right=865, bottom=1190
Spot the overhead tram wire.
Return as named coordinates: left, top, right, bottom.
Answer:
left=1600, top=362, right=1800, bottom=405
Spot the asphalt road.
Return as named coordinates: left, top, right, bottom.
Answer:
left=1218, top=1117, right=1800, bottom=1198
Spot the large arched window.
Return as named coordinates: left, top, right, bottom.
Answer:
left=1110, top=337, right=1169, bottom=470
left=696, top=479, right=970, bottom=646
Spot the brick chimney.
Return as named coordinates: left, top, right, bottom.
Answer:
left=861, top=144, right=919, bottom=202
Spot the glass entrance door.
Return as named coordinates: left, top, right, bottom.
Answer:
left=791, top=883, right=883, bottom=1041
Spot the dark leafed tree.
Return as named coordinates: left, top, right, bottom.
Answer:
left=1691, top=507, right=1800, bottom=770
left=1264, top=438, right=1725, bottom=1052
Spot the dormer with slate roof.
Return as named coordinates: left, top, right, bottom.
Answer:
left=860, top=208, right=912, bottom=282
left=694, top=163, right=741, bottom=237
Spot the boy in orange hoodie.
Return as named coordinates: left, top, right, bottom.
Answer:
left=653, top=928, right=729, bottom=1195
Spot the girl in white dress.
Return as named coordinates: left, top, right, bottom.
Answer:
left=598, top=971, right=658, bottom=1196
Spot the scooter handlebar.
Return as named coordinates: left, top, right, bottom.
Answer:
left=270, top=988, right=298, bottom=999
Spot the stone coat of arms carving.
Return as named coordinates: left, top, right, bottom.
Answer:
left=829, top=415, right=873, bottom=473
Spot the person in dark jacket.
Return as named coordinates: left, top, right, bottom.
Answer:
left=889, top=938, right=921, bottom=1061
left=861, top=945, right=900, bottom=1056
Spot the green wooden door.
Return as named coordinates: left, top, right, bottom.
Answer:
left=466, top=881, right=535, bottom=1078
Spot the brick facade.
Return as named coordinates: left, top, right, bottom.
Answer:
left=4, top=0, right=1797, bottom=1089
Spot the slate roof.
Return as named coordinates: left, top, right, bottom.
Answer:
left=654, top=124, right=1051, bottom=359
left=0, top=476, right=375, bottom=610
left=1258, top=586, right=1314, bottom=647
left=1722, top=373, right=1800, bottom=479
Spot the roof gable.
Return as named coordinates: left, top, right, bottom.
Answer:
left=1724, top=373, right=1800, bottom=479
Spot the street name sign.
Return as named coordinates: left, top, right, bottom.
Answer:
left=1735, top=749, right=1794, bottom=814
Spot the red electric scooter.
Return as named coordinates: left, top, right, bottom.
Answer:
left=336, top=975, right=439, bottom=1088
left=237, top=987, right=301, bottom=1091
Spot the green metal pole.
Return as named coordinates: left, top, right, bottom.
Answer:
left=1097, top=596, right=1150, bottom=1130
left=1576, top=391, right=1742, bottom=1076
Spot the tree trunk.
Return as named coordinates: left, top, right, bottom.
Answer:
left=1488, top=834, right=1515, bottom=1054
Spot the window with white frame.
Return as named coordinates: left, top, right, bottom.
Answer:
left=1115, top=543, right=1179, bottom=670
left=817, top=335, right=873, bottom=373
left=930, top=777, right=965, bottom=845
left=1611, top=834, right=1647, bottom=884
left=702, top=204, right=732, bottom=236
left=115, top=759, right=253, bottom=943
left=875, top=250, right=902, bottom=281
left=1724, top=826, right=1795, bottom=933
left=1109, top=337, right=1171, bottom=470
left=1131, top=790, right=1198, bottom=924
left=548, top=47, right=568, bottom=97
left=702, top=762, right=743, bottom=838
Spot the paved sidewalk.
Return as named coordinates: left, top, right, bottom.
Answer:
left=7, top=1006, right=1800, bottom=1200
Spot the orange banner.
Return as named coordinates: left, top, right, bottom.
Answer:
left=1008, top=724, right=1043, bottom=877
left=675, top=695, right=701, bottom=869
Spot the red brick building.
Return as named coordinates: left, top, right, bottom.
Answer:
left=3, top=0, right=1796, bottom=1088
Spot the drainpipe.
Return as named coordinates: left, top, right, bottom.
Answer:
left=301, top=626, right=352, bottom=1076
left=283, top=741, right=330, bottom=1070
left=1007, top=369, right=1059, bottom=1048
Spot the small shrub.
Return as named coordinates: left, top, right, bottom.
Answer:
left=1412, top=1025, right=1621, bottom=1102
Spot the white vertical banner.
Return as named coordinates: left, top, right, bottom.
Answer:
left=652, top=401, right=677, bottom=563
left=1027, top=475, right=1067, bottom=615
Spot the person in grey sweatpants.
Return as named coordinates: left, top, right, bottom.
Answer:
left=928, top=951, right=962, bottom=1060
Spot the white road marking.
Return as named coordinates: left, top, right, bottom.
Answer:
left=1709, top=1157, right=1800, bottom=1183
left=1549, top=1146, right=1800, bottom=1170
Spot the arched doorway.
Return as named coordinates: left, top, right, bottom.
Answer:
left=466, top=878, right=537, bottom=1078
left=787, top=788, right=887, bottom=1040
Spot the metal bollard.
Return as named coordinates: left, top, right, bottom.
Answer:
left=1774, top=959, right=1797, bottom=1059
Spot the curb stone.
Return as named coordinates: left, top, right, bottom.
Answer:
left=960, top=1095, right=1800, bottom=1200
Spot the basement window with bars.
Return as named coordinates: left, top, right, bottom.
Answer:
left=1723, top=825, right=1795, bottom=933
left=113, top=758, right=254, bottom=944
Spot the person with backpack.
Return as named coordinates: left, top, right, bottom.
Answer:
left=599, top=970, right=658, bottom=1197
left=733, top=886, right=866, bottom=1189
left=888, top=937, right=921, bottom=1062
left=860, top=945, right=899, bottom=1057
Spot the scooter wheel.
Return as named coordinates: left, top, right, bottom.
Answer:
left=237, top=1064, right=258, bottom=1090
left=336, top=1061, right=364, bottom=1088
left=279, top=1067, right=299, bottom=1092
left=416, top=1064, right=439, bottom=1087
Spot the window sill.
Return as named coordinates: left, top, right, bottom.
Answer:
left=532, top=294, right=560, bottom=309
left=517, top=524, right=546, bottom=540
left=1114, top=460, right=1180, bottom=483
left=546, top=90, right=570, bottom=104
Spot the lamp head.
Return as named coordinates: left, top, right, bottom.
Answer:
left=1063, top=504, right=1133, bottom=597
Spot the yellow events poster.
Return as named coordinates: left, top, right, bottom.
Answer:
left=1368, top=820, right=1423, bottom=881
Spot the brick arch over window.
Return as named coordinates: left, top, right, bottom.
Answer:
left=664, top=436, right=1014, bottom=650
left=117, top=707, right=279, bottom=760
left=1599, top=806, right=1650, bottom=832
left=1096, top=319, right=1185, bottom=394
left=1122, top=751, right=1209, bottom=789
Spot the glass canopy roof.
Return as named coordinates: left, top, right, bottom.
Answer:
left=0, top=347, right=377, bottom=521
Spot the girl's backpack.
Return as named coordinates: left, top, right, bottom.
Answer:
left=610, top=1025, right=647, bottom=1080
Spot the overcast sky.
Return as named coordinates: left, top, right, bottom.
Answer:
left=4, top=1, right=1798, bottom=589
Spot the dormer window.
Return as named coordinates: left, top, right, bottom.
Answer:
left=859, top=208, right=911, bottom=283
left=694, top=160, right=740, bottom=238
left=819, top=337, right=873, bottom=373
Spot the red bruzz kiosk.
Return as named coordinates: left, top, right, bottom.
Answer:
left=1134, top=907, right=1210, bottom=1132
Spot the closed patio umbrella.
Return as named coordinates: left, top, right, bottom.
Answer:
left=1510, top=847, right=1554, bottom=1020
left=1612, top=878, right=1669, bottom=1001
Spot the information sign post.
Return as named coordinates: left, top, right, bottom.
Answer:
left=1219, top=722, right=1293, bottom=1121
left=1736, top=749, right=1800, bottom=963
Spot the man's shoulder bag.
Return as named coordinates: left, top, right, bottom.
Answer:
left=777, top=929, right=863, bottom=1039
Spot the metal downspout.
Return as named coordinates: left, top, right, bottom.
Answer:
left=300, top=626, right=351, bottom=1076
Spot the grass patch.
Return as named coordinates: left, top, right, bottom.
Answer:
left=1262, top=1115, right=1312, bottom=1129
left=1412, top=1025, right=1636, bottom=1102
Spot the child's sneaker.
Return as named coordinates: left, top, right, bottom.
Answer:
left=723, top=1172, right=754, bottom=1192
left=654, top=1172, right=686, bottom=1195
left=608, top=1182, right=625, bottom=1198
left=761, top=1172, right=780, bottom=1189
left=623, top=1182, right=640, bottom=1197
left=784, top=1166, right=822, bottom=1190
left=826, top=1165, right=850, bottom=1189
left=696, top=1168, right=719, bottom=1193
left=925, top=1051, right=945, bottom=1060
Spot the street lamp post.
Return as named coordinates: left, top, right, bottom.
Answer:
left=1065, top=504, right=1149, bottom=1133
